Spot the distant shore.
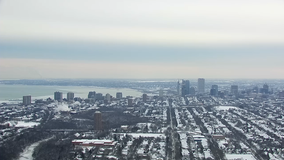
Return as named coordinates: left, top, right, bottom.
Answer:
left=0, top=84, right=143, bottom=101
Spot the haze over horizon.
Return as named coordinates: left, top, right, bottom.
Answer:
left=0, top=0, right=284, bottom=79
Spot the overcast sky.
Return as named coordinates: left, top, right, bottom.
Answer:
left=0, top=0, right=284, bottom=79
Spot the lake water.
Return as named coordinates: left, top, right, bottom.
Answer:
left=0, top=84, right=143, bottom=101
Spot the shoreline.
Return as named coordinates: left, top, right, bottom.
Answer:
left=0, top=84, right=144, bottom=101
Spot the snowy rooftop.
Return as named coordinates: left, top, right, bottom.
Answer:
left=226, top=154, right=256, bottom=160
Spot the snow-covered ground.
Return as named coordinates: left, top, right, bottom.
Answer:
left=6, top=121, right=40, bottom=128
left=18, top=137, right=54, bottom=160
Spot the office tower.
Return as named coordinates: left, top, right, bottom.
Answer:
left=263, top=83, right=269, bottom=94
left=210, top=89, right=217, bottom=96
left=95, top=93, right=103, bottom=100
left=177, top=81, right=180, bottom=96
left=212, top=85, right=218, bottom=93
left=142, top=94, right=147, bottom=102
left=23, top=95, right=31, bottom=105
left=210, top=85, right=218, bottom=96
left=67, top=92, right=74, bottom=101
left=116, top=92, right=123, bottom=99
left=189, top=87, right=196, bottom=95
left=159, top=89, right=164, bottom=97
left=105, top=93, right=111, bottom=102
left=181, top=80, right=190, bottom=96
left=94, top=111, right=103, bottom=131
left=231, top=85, right=239, bottom=95
left=198, top=78, right=205, bottom=94
left=88, top=91, right=96, bottom=99
left=128, top=98, right=133, bottom=106
left=54, top=91, right=63, bottom=101
left=185, top=80, right=190, bottom=92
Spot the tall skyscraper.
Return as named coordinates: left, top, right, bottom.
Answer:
left=88, top=91, right=96, bottom=99
left=181, top=80, right=190, bottom=96
left=142, top=94, right=147, bottom=102
left=54, top=91, right=63, bottom=101
left=116, top=92, right=123, bottom=99
left=105, top=93, right=111, bottom=102
left=23, top=95, right=31, bottom=105
left=177, top=80, right=180, bottom=96
left=210, top=85, right=218, bottom=96
left=198, top=78, right=205, bottom=94
left=263, top=83, right=269, bottom=94
left=94, top=111, right=103, bottom=131
left=67, top=92, right=74, bottom=101
left=231, top=85, right=239, bottom=95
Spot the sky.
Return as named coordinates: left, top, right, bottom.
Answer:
left=0, top=0, right=284, bottom=79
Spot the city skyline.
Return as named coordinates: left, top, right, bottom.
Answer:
left=0, top=0, right=284, bottom=79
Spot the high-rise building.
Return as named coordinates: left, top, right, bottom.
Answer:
left=128, top=98, right=133, bottom=106
left=94, top=111, right=103, bottom=131
left=177, top=81, right=180, bottom=96
left=212, top=85, right=218, bottom=93
left=263, top=83, right=269, bottom=94
left=210, top=89, right=217, bottom=96
left=210, top=85, right=218, bottom=96
left=105, top=93, right=111, bottom=102
left=54, top=91, right=63, bottom=101
left=116, top=92, right=123, bottom=99
left=142, top=94, right=147, bottom=102
left=198, top=78, right=205, bottom=94
left=159, top=89, right=164, bottom=97
left=189, top=87, right=196, bottom=95
left=67, top=92, right=74, bottom=101
left=95, top=93, right=103, bottom=100
left=88, top=91, right=96, bottom=99
left=181, top=80, right=190, bottom=96
left=23, top=95, right=31, bottom=105
left=231, top=85, right=239, bottom=95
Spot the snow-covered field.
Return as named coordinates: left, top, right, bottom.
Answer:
left=18, top=137, right=54, bottom=160
left=6, top=121, right=40, bottom=128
